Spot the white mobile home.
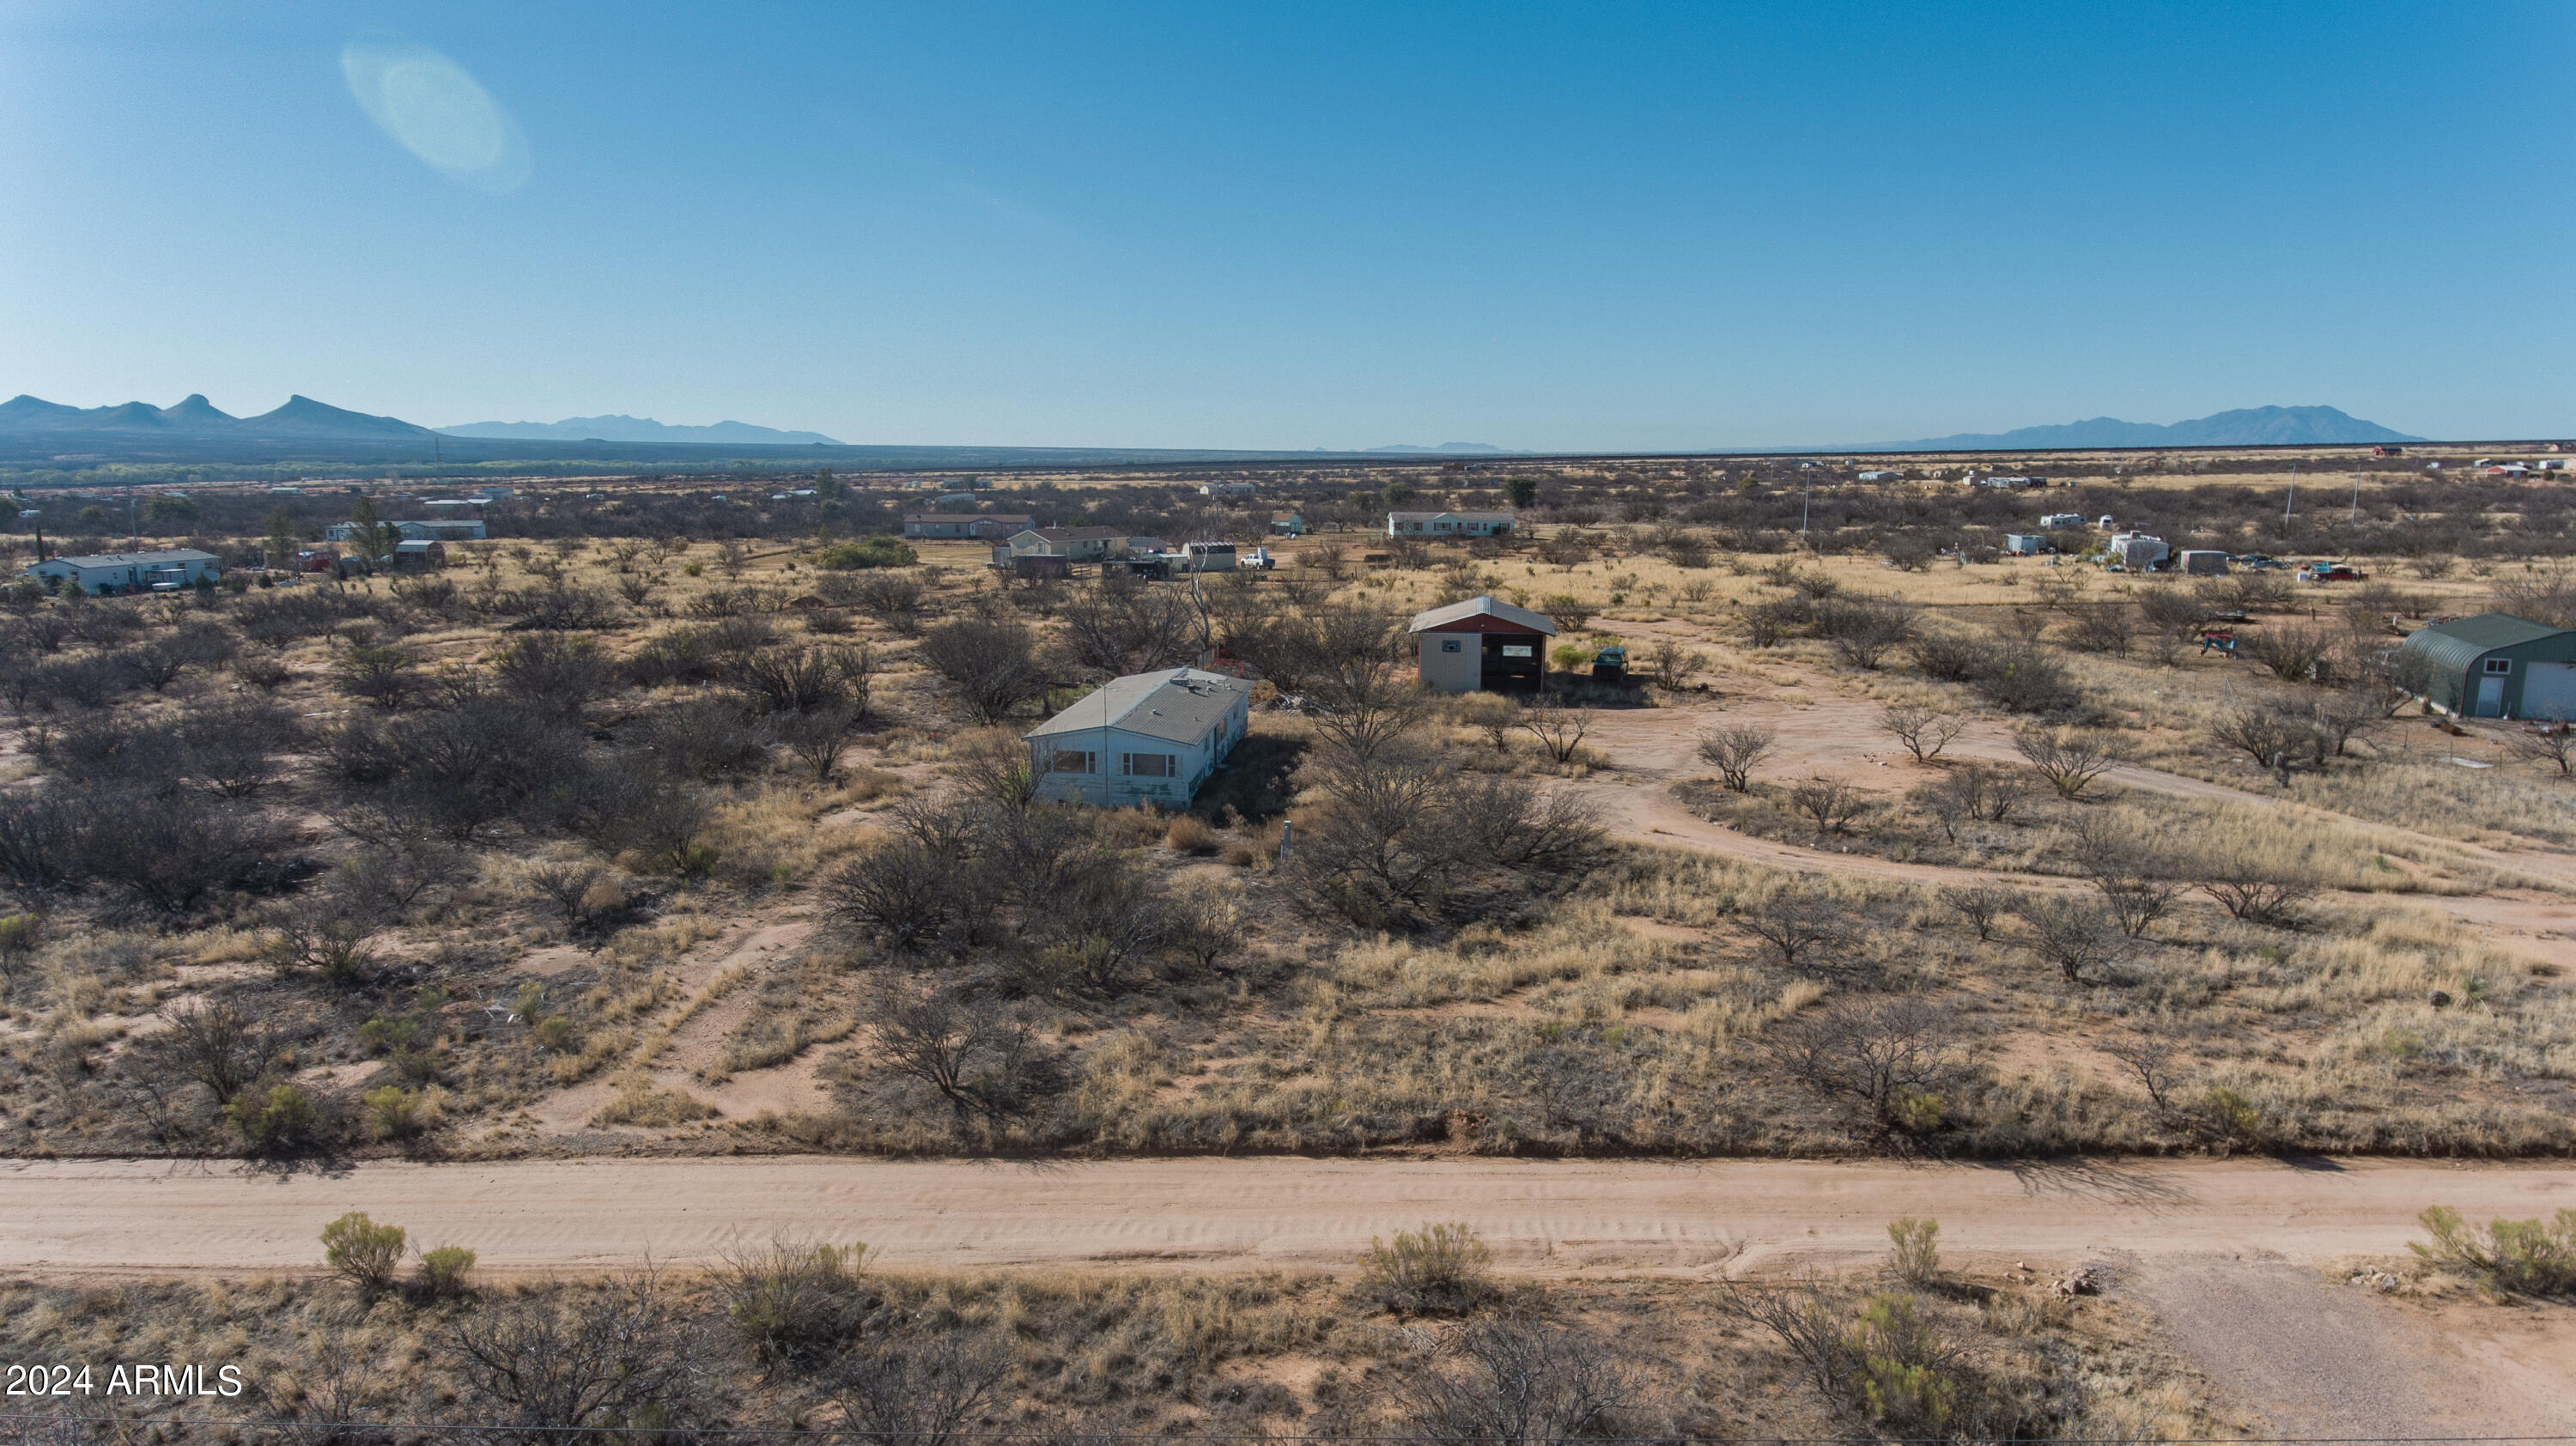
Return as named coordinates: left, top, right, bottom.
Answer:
left=1025, top=668, right=1254, bottom=807
left=1386, top=510, right=1516, bottom=538
left=26, top=549, right=222, bottom=595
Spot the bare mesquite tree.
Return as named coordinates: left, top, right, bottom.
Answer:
left=1877, top=703, right=1967, bottom=764
left=2014, top=727, right=2128, bottom=801
left=1697, top=726, right=1776, bottom=793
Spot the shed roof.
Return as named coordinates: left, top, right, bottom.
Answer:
left=1025, top=526, right=1125, bottom=543
left=1026, top=667, right=1252, bottom=744
left=1388, top=510, right=1514, bottom=523
left=39, top=549, right=218, bottom=568
left=1407, top=594, right=1557, bottom=635
left=2401, top=611, right=2576, bottom=675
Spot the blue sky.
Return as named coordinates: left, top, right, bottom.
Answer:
left=2, top=2, right=2568, bottom=450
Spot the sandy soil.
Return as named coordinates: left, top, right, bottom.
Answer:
left=1567, top=685, right=2576, bottom=968
left=3, top=1155, right=2564, bottom=1279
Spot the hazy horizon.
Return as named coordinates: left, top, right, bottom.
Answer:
left=3, top=3, right=2569, bottom=451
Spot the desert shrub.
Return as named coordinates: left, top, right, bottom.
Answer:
left=1815, top=595, right=1918, bottom=669
left=631, top=696, right=769, bottom=779
left=1165, top=813, right=1218, bottom=854
left=1936, top=885, right=2014, bottom=941
left=1970, top=644, right=2081, bottom=714
left=2201, top=874, right=2316, bottom=928
left=814, top=536, right=917, bottom=569
left=1887, top=1217, right=1941, bottom=1287
left=1062, top=577, right=1202, bottom=676
left=2410, top=1206, right=2576, bottom=1299
left=2243, top=623, right=2336, bottom=682
left=918, top=618, right=1048, bottom=724
left=1879, top=703, right=1966, bottom=764
left=2023, top=896, right=2124, bottom=984
left=337, top=699, right=592, bottom=838
left=1353, top=1222, right=1494, bottom=1314
left=77, top=788, right=290, bottom=913
left=721, top=1237, right=872, bottom=1368
left=493, top=632, right=612, bottom=720
left=618, top=627, right=729, bottom=688
left=335, top=644, right=424, bottom=710
left=261, top=895, right=382, bottom=986
left=1787, top=775, right=1870, bottom=835
left=453, top=1269, right=703, bottom=1436
left=320, top=1212, right=407, bottom=1293
left=1738, top=884, right=1850, bottom=973
left=823, top=1334, right=1012, bottom=1446
left=860, top=979, right=1069, bottom=1134
left=1391, top=1315, right=1638, bottom=1441
left=733, top=643, right=872, bottom=716
left=1291, top=735, right=1602, bottom=928
left=0, top=790, right=83, bottom=890
left=1697, top=726, right=1775, bottom=792
left=226, top=1082, right=331, bottom=1155
left=362, top=1084, right=433, bottom=1141
left=2014, top=727, right=2126, bottom=800
left=1776, top=997, right=1962, bottom=1137
left=415, top=1245, right=477, bottom=1299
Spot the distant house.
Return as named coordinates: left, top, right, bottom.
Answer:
left=1407, top=594, right=1556, bottom=693
left=1025, top=667, right=1255, bottom=807
left=904, top=512, right=1034, bottom=541
left=2002, top=533, right=2046, bottom=556
left=1387, top=510, right=1515, bottom=538
left=1200, top=481, right=1256, bottom=498
left=2373, top=445, right=2407, bottom=457
left=327, top=519, right=487, bottom=543
left=421, top=498, right=484, bottom=511
left=2399, top=613, right=2576, bottom=720
left=1270, top=513, right=1305, bottom=537
left=391, top=539, right=447, bottom=570
left=25, top=549, right=221, bottom=596
left=1009, top=526, right=1138, bottom=562
left=1856, top=470, right=1899, bottom=482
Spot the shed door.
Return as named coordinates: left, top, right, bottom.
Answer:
left=2522, top=662, right=2576, bottom=721
left=2475, top=674, right=2506, bottom=717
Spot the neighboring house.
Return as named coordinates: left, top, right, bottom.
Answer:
left=2373, top=445, right=2407, bottom=457
left=2398, top=612, right=2576, bottom=720
left=2002, top=533, right=2046, bottom=556
left=1008, top=526, right=1137, bottom=562
left=326, top=519, right=487, bottom=543
left=1270, top=513, right=1305, bottom=537
left=25, top=549, right=221, bottom=595
left=904, top=512, right=1034, bottom=540
left=391, top=539, right=447, bottom=570
left=1200, top=481, right=1255, bottom=498
left=1387, top=510, right=1516, bottom=538
left=1407, top=594, right=1557, bottom=694
left=1856, top=470, right=1899, bottom=481
left=1025, top=667, right=1255, bottom=807
left=422, top=498, right=484, bottom=511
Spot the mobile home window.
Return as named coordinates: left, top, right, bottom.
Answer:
left=1121, top=752, right=1176, bottom=778
left=1501, top=643, right=1534, bottom=658
left=1048, top=750, right=1096, bottom=775
left=2485, top=659, right=2513, bottom=674
left=1440, top=639, right=1462, bottom=653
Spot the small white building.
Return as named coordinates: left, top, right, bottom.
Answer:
left=1025, top=668, right=1255, bottom=808
left=1407, top=594, right=1557, bottom=693
left=1856, top=470, right=1899, bottom=482
left=1008, top=526, right=1139, bottom=562
left=1387, top=510, right=1516, bottom=538
left=328, top=519, right=488, bottom=543
left=2039, top=513, right=2086, bottom=529
left=27, top=548, right=222, bottom=595
left=904, top=512, right=1033, bottom=540
left=1199, top=481, right=1256, bottom=498
left=2002, top=533, right=2047, bottom=556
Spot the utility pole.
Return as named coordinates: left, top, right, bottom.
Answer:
left=2283, top=466, right=2297, bottom=535
left=2349, top=471, right=2361, bottom=525
left=1801, top=479, right=1811, bottom=538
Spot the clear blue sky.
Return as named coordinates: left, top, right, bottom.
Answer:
left=3, top=2, right=2568, bottom=450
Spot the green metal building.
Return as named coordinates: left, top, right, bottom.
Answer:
left=2397, top=612, right=2576, bottom=719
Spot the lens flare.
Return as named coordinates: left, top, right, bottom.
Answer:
left=341, top=40, right=531, bottom=192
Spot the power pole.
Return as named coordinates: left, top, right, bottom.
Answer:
left=2283, top=466, right=2297, bottom=535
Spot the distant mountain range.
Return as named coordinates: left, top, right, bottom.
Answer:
left=0, top=392, right=433, bottom=440
left=1368, top=442, right=1505, bottom=454
left=1881, top=405, right=2421, bottom=451
left=440, top=415, right=842, bottom=446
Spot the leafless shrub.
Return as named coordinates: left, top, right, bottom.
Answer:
left=1520, top=699, right=1592, bottom=763
left=1816, top=595, right=1918, bottom=669
left=2201, top=875, right=2317, bottom=928
left=2023, top=896, right=2125, bottom=983
left=1737, top=884, right=1850, bottom=974
left=158, top=995, right=277, bottom=1106
left=918, top=619, right=1047, bottom=724
left=1061, top=577, right=1201, bottom=676
left=862, top=979, right=1066, bottom=1137
left=1697, top=726, right=1775, bottom=792
left=1389, top=1315, right=1640, bottom=1443
left=1878, top=703, right=1966, bottom=764
left=2059, top=601, right=2135, bottom=655
left=2490, top=563, right=2576, bottom=629
left=1775, top=996, right=1963, bottom=1134
left=451, top=1267, right=703, bottom=1440
left=2014, top=728, right=2127, bottom=800
left=2208, top=699, right=2312, bottom=776
left=2515, top=720, right=2576, bottom=778
left=735, top=643, right=873, bottom=717
left=2242, top=623, right=2336, bottom=682
left=824, top=1334, right=1012, bottom=1446
left=1787, top=775, right=1870, bottom=835
left=1938, top=884, right=2016, bottom=941
left=2102, top=1022, right=2191, bottom=1115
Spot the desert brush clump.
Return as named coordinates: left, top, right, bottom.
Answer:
left=1352, top=1222, right=1497, bottom=1315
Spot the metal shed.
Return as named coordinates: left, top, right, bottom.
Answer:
left=1408, top=594, right=1557, bottom=694
left=2398, top=612, right=2576, bottom=719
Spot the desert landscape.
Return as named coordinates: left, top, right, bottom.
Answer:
left=1, top=447, right=2573, bottom=1437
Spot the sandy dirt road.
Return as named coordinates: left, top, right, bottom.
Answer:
left=1566, top=692, right=2576, bottom=967
left=3, top=1154, right=2567, bottom=1279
